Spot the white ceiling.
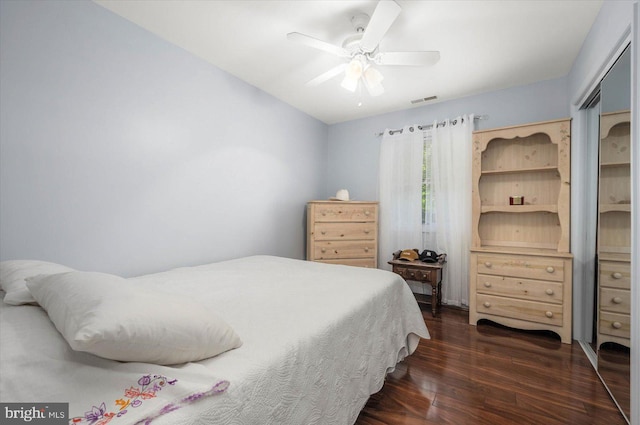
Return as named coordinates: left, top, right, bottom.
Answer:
left=93, top=0, right=603, bottom=125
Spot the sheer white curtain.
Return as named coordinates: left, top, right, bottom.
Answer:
left=432, top=114, right=474, bottom=307
left=378, top=125, right=424, bottom=270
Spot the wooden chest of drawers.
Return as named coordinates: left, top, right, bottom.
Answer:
left=306, top=201, right=378, bottom=268
left=597, top=260, right=631, bottom=347
left=469, top=251, right=573, bottom=343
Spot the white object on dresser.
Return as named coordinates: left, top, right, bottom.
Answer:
left=469, top=118, right=573, bottom=344
left=306, top=201, right=379, bottom=268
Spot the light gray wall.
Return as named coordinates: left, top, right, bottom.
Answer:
left=326, top=77, right=569, bottom=201
left=0, top=0, right=328, bottom=276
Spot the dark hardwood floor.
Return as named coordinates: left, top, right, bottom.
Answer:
left=356, top=306, right=627, bottom=425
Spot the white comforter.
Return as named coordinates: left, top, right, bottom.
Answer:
left=0, top=255, right=429, bottom=425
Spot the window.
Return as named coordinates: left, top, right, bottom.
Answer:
left=421, top=131, right=436, bottom=248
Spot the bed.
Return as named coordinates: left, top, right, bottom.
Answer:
left=0, top=255, right=429, bottom=425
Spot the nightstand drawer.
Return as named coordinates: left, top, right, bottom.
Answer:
left=477, top=274, right=563, bottom=304
left=476, top=254, right=564, bottom=282
left=599, top=311, right=631, bottom=339
left=317, top=258, right=376, bottom=268
left=392, top=265, right=436, bottom=283
left=313, top=241, right=375, bottom=259
left=313, top=222, right=377, bottom=241
left=313, top=204, right=377, bottom=222
left=599, top=261, right=630, bottom=289
left=476, top=294, right=563, bottom=326
left=600, top=287, right=630, bottom=314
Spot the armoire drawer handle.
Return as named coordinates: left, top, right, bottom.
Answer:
left=612, top=272, right=623, bottom=279
left=483, top=301, right=491, bottom=308
left=484, top=262, right=492, bottom=268
left=612, top=321, right=622, bottom=329
left=612, top=297, right=623, bottom=304
left=545, top=311, right=554, bottom=318
left=546, top=266, right=555, bottom=273
left=483, top=282, right=492, bottom=288
left=545, top=289, right=554, bottom=295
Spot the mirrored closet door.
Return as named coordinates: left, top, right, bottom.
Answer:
left=596, top=46, right=631, bottom=423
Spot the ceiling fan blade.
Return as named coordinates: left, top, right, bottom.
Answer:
left=375, top=51, right=441, bottom=66
left=359, top=0, right=401, bottom=53
left=287, top=32, right=350, bottom=58
left=306, top=63, right=347, bottom=87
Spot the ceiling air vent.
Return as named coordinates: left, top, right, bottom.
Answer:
left=410, top=96, right=438, bottom=105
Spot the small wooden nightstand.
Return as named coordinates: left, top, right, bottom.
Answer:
left=388, top=259, right=443, bottom=317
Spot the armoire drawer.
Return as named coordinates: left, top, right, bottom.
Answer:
left=476, top=294, right=563, bottom=327
left=599, top=261, right=631, bottom=289
left=599, top=311, right=631, bottom=339
left=313, top=222, right=377, bottom=241
left=313, top=204, right=377, bottom=222
left=476, top=254, right=564, bottom=282
left=476, top=274, right=563, bottom=304
left=599, top=287, right=631, bottom=314
left=312, top=241, right=375, bottom=260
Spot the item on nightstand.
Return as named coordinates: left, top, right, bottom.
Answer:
left=397, top=249, right=419, bottom=261
left=419, top=249, right=439, bottom=263
left=329, top=189, right=350, bottom=201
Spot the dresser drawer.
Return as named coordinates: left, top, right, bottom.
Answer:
left=312, top=241, right=375, bottom=260
left=477, top=274, right=563, bottom=304
left=476, top=294, right=563, bottom=327
left=599, top=261, right=630, bottom=289
left=600, top=287, right=630, bottom=314
left=599, top=311, right=631, bottom=339
left=476, top=254, right=564, bottom=282
left=316, top=258, right=376, bottom=268
left=313, top=204, right=377, bottom=222
left=313, top=222, right=377, bottom=241
left=392, top=265, right=437, bottom=283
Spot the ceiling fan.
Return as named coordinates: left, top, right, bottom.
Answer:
left=287, top=0, right=440, bottom=97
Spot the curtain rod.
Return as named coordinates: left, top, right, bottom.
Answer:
left=375, top=114, right=489, bottom=137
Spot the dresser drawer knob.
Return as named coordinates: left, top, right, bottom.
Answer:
left=483, top=282, right=492, bottom=288
left=321, top=231, right=326, bottom=235
left=612, top=297, right=623, bottom=304
left=364, top=247, right=369, bottom=252
left=545, top=311, right=554, bottom=318
left=321, top=212, right=326, bottom=216
left=545, top=289, right=554, bottom=296
left=364, top=229, right=370, bottom=234
left=484, top=262, right=492, bottom=268
left=612, top=321, right=622, bottom=329
left=483, top=301, right=491, bottom=308
left=364, top=211, right=371, bottom=216
left=612, top=272, right=623, bottom=279
left=546, top=266, right=555, bottom=273
left=321, top=248, right=326, bottom=253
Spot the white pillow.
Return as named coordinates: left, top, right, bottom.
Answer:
left=26, top=271, right=242, bottom=365
left=0, top=260, right=75, bottom=305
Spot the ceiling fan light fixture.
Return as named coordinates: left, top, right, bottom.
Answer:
left=345, top=56, right=364, bottom=80
left=364, top=66, right=384, bottom=87
left=340, top=74, right=359, bottom=92
left=363, top=65, right=384, bottom=96
left=341, top=56, right=365, bottom=92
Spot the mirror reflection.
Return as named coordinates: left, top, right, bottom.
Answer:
left=597, top=46, right=631, bottom=423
